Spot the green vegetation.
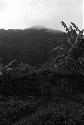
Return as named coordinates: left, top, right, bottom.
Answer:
left=0, top=22, right=84, bottom=124
left=0, top=28, right=66, bottom=65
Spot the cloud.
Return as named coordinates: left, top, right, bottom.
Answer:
left=0, top=0, right=83, bottom=30
left=0, top=0, right=7, bottom=12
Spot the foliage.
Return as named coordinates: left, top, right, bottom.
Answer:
left=0, top=22, right=84, bottom=125
left=51, top=21, right=84, bottom=73
left=0, top=21, right=84, bottom=97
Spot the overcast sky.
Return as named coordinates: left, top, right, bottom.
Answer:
left=0, top=0, right=83, bottom=31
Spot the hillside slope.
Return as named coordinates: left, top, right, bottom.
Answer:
left=0, top=28, right=66, bottom=66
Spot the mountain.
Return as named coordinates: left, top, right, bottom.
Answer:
left=0, top=27, right=66, bottom=66
left=29, top=26, right=64, bottom=33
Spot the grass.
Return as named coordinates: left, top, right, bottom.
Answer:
left=0, top=94, right=84, bottom=125
left=0, top=95, right=43, bottom=124
left=13, top=96, right=84, bottom=125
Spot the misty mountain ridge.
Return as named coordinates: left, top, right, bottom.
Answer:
left=29, top=25, right=65, bottom=33
left=0, top=25, right=65, bottom=33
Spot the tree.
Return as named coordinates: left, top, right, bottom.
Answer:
left=51, top=21, right=84, bottom=73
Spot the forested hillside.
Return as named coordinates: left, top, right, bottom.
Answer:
left=0, top=28, right=66, bottom=66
